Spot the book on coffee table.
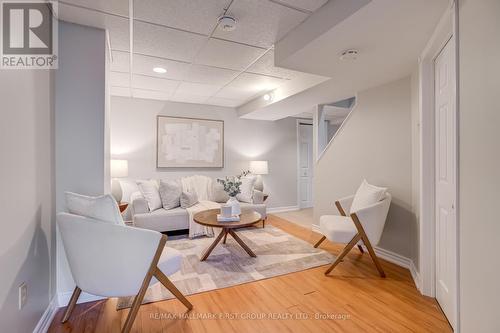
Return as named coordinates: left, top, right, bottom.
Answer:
left=216, top=214, right=240, bottom=222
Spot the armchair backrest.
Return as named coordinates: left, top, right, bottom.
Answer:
left=57, top=212, right=162, bottom=297
left=352, top=192, right=391, bottom=246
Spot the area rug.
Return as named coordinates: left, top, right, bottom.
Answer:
left=116, top=225, right=334, bottom=310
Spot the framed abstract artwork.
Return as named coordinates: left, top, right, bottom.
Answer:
left=156, top=116, right=224, bottom=168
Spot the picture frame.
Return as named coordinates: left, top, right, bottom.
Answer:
left=156, top=116, right=224, bottom=168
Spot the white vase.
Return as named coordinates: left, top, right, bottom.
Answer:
left=226, top=196, right=241, bottom=215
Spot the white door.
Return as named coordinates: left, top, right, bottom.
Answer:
left=299, top=123, right=313, bottom=208
left=434, top=37, right=457, bottom=329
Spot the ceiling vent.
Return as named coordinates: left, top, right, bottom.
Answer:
left=218, top=15, right=237, bottom=31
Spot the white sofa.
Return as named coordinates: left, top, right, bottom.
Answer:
left=124, top=178, right=267, bottom=233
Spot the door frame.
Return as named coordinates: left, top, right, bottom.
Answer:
left=296, top=118, right=313, bottom=209
left=419, top=1, right=459, bottom=330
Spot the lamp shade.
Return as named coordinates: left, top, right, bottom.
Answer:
left=110, top=159, right=128, bottom=178
left=249, top=161, right=268, bottom=175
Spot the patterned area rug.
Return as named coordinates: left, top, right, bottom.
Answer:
left=116, top=225, right=335, bottom=310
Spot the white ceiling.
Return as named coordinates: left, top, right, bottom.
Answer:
left=239, top=0, right=449, bottom=120
left=58, top=0, right=329, bottom=107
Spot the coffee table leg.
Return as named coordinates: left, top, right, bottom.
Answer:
left=200, top=229, right=226, bottom=261
left=228, top=229, right=256, bottom=257
left=222, top=229, right=228, bottom=244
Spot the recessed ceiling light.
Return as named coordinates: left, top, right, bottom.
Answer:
left=340, top=49, right=358, bottom=61
left=263, top=93, right=272, bottom=101
left=153, top=67, right=167, bottom=74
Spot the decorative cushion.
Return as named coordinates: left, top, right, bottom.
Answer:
left=137, top=180, right=162, bottom=211
left=65, top=192, right=124, bottom=225
left=158, top=179, right=181, bottom=210
left=350, top=179, right=387, bottom=213
left=118, top=179, right=140, bottom=203
left=236, top=175, right=256, bottom=203
left=180, top=191, right=199, bottom=208
left=212, top=181, right=230, bottom=203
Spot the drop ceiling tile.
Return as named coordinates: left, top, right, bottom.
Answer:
left=134, top=0, right=231, bottom=35
left=212, top=0, right=308, bottom=48
left=246, top=50, right=299, bottom=79
left=110, top=71, right=130, bottom=87
left=275, top=0, right=328, bottom=12
left=206, top=97, right=243, bottom=108
left=111, top=51, right=130, bottom=72
left=61, top=0, right=129, bottom=16
left=170, top=93, right=208, bottom=104
left=230, top=72, right=288, bottom=91
left=134, top=21, right=207, bottom=62
left=110, top=86, right=131, bottom=97
left=176, top=82, right=221, bottom=97
left=214, top=86, right=258, bottom=100
left=133, top=54, right=191, bottom=80
left=58, top=3, right=129, bottom=51
left=185, top=64, right=239, bottom=85
left=131, top=75, right=179, bottom=93
left=195, top=38, right=266, bottom=71
left=132, top=89, right=171, bottom=101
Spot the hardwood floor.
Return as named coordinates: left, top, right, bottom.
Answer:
left=48, top=215, right=452, bottom=333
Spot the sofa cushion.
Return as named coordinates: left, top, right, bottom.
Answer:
left=212, top=181, right=230, bottom=203
left=133, top=207, right=189, bottom=232
left=237, top=176, right=256, bottom=203
left=350, top=179, right=387, bottom=214
left=180, top=191, right=198, bottom=208
left=65, top=192, right=124, bottom=225
left=159, top=179, right=181, bottom=210
left=137, top=180, right=162, bottom=211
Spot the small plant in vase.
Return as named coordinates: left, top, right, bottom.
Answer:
left=217, top=176, right=242, bottom=215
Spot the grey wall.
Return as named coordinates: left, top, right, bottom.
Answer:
left=55, top=22, right=106, bottom=297
left=458, top=0, right=500, bottom=331
left=0, top=71, right=55, bottom=330
left=313, top=77, right=414, bottom=258
left=110, top=96, right=298, bottom=209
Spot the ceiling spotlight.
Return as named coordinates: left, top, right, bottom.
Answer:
left=340, top=49, right=358, bottom=61
left=153, top=67, right=167, bottom=73
left=263, top=93, right=272, bottom=101
left=218, top=15, right=237, bottom=31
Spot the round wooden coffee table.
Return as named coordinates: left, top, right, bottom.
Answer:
left=193, top=209, right=262, bottom=261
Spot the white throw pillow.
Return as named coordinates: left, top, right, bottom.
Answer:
left=212, top=181, right=230, bottom=203
left=65, top=192, right=124, bottom=225
left=158, top=179, right=181, bottom=210
left=137, top=180, right=163, bottom=211
left=118, top=179, right=140, bottom=203
left=350, top=180, right=387, bottom=214
left=236, top=176, right=256, bottom=203
left=180, top=191, right=199, bottom=208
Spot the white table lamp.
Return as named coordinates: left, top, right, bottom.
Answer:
left=111, top=159, right=128, bottom=202
left=249, top=161, right=268, bottom=192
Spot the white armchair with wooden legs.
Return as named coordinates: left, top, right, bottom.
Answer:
left=57, top=212, right=193, bottom=333
left=314, top=192, right=391, bottom=277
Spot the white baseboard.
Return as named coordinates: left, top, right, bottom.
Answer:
left=267, top=205, right=300, bottom=214
left=57, top=290, right=106, bottom=308
left=410, top=260, right=422, bottom=291
left=33, top=297, right=57, bottom=333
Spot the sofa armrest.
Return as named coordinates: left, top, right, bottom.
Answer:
left=253, top=189, right=265, bottom=204
left=130, top=191, right=149, bottom=215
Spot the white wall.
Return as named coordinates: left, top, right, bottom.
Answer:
left=55, top=22, right=106, bottom=299
left=410, top=69, right=420, bottom=270
left=110, top=97, right=298, bottom=209
left=313, top=77, right=414, bottom=258
left=458, top=0, right=500, bottom=331
left=0, top=71, right=55, bottom=330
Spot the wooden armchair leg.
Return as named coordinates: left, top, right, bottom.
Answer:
left=314, top=235, right=326, bottom=248
left=154, top=267, right=193, bottom=310
left=351, top=213, right=386, bottom=278
left=325, top=234, right=361, bottom=275
left=61, top=287, right=81, bottom=323
left=357, top=245, right=365, bottom=253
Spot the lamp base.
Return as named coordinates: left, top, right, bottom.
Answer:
left=254, top=175, right=264, bottom=192
left=111, top=178, right=123, bottom=203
